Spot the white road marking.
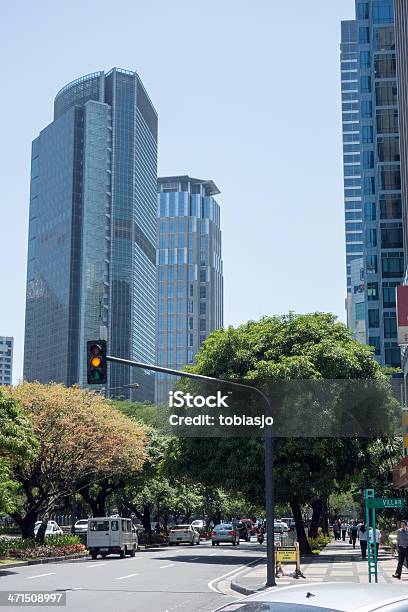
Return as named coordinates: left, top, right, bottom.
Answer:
left=209, top=553, right=218, bottom=556
left=87, top=563, right=106, bottom=568
left=27, top=572, right=56, bottom=579
left=115, top=573, right=139, bottom=580
left=207, top=557, right=264, bottom=593
left=189, top=557, right=199, bottom=561
left=159, top=563, right=176, bottom=569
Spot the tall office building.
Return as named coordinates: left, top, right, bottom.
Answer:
left=24, top=69, right=158, bottom=400
left=0, top=336, right=13, bottom=386
left=341, top=20, right=365, bottom=337
left=156, top=176, right=223, bottom=403
left=341, top=1, right=403, bottom=366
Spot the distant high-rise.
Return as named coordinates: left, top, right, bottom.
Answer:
left=0, top=336, right=13, bottom=386
left=341, top=20, right=365, bottom=336
left=156, top=176, right=223, bottom=403
left=24, top=69, right=158, bottom=400
left=341, top=1, right=403, bottom=366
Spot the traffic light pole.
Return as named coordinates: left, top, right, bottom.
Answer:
left=106, top=354, right=276, bottom=588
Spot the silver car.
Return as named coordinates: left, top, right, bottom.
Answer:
left=211, top=523, right=240, bottom=546
left=215, top=582, right=408, bottom=611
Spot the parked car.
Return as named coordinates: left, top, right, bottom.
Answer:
left=232, top=520, right=250, bottom=541
left=87, top=517, right=138, bottom=559
left=74, top=519, right=89, bottom=535
left=214, top=582, right=408, bottom=611
left=168, top=524, right=200, bottom=546
left=211, top=523, right=240, bottom=546
left=34, top=521, right=63, bottom=536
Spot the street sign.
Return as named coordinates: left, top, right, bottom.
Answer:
left=276, top=546, right=297, bottom=562
left=366, top=498, right=405, bottom=509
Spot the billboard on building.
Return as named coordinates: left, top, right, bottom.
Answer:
left=397, top=286, right=408, bottom=345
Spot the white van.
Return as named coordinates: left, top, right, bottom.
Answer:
left=87, top=517, right=138, bottom=559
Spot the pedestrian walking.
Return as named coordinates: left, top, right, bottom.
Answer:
left=369, top=526, right=381, bottom=558
left=349, top=520, right=358, bottom=549
left=358, top=522, right=368, bottom=560
left=341, top=520, right=348, bottom=542
left=333, top=521, right=339, bottom=541
left=393, top=520, right=408, bottom=579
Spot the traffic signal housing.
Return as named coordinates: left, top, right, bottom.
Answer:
left=87, top=340, right=107, bottom=385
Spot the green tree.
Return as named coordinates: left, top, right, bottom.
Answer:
left=0, top=390, right=38, bottom=514
left=174, top=313, right=397, bottom=553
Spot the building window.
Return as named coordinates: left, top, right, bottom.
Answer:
left=385, top=344, right=401, bottom=366
left=367, top=282, right=379, bottom=300
left=368, top=309, right=380, bottom=328
left=359, top=26, right=370, bottom=44
left=363, top=177, right=375, bottom=195
left=361, top=100, right=372, bottom=118
left=379, top=168, right=401, bottom=191
left=376, top=109, right=398, bottom=134
left=381, top=254, right=404, bottom=278
left=383, top=286, right=397, bottom=308
left=369, top=336, right=381, bottom=355
left=380, top=195, right=402, bottom=219
left=355, top=302, right=365, bottom=321
left=360, top=51, right=371, bottom=68
left=366, top=255, right=378, bottom=273
left=357, top=2, right=369, bottom=18
left=375, top=83, right=398, bottom=107
left=364, top=202, right=376, bottom=221
left=374, top=56, right=396, bottom=79
left=360, top=76, right=371, bottom=93
left=372, top=0, right=394, bottom=24
left=375, top=26, right=395, bottom=51
left=380, top=225, right=403, bottom=249
left=384, top=312, right=397, bottom=338
left=363, top=150, right=374, bottom=169
left=377, top=137, right=400, bottom=162
left=362, top=125, right=373, bottom=143
left=365, top=228, right=377, bottom=249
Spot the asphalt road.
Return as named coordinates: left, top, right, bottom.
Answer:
left=0, top=540, right=265, bottom=612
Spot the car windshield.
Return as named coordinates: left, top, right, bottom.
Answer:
left=76, top=520, right=88, bottom=525
left=173, top=525, right=191, bottom=530
left=216, top=524, right=232, bottom=530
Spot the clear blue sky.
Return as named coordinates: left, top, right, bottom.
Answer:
left=0, top=0, right=354, bottom=382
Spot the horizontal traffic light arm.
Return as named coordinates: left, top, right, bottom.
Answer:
left=106, top=353, right=276, bottom=587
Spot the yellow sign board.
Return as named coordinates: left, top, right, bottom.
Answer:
left=403, top=411, right=408, bottom=450
left=276, top=546, right=297, bottom=562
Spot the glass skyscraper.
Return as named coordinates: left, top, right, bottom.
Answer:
left=341, top=20, right=365, bottom=335
left=24, top=69, right=158, bottom=400
left=341, top=1, right=403, bottom=366
left=156, top=176, right=223, bottom=404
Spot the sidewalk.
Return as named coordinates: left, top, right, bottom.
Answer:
left=232, top=539, right=405, bottom=595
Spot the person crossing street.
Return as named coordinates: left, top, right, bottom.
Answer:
left=393, top=520, right=408, bottom=579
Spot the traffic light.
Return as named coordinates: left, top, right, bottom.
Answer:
left=87, top=340, right=107, bottom=385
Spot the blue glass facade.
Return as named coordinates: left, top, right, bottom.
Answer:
left=156, top=177, right=223, bottom=404
left=341, top=2, right=403, bottom=366
left=24, top=69, right=158, bottom=399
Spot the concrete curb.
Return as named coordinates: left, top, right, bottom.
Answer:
left=230, top=579, right=267, bottom=596
left=0, top=553, right=88, bottom=570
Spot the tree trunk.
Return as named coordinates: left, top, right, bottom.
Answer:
left=11, top=511, right=38, bottom=540
left=131, top=504, right=152, bottom=543
left=309, top=498, right=323, bottom=538
left=319, top=497, right=329, bottom=536
left=35, top=514, right=49, bottom=544
left=290, top=498, right=312, bottom=555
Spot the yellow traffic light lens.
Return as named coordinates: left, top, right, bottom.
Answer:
left=91, top=356, right=102, bottom=367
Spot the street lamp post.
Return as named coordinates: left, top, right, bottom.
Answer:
left=106, top=354, right=276, bottom=588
